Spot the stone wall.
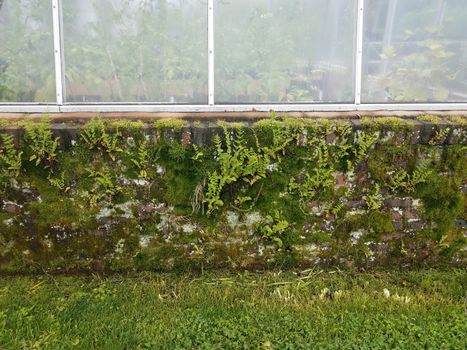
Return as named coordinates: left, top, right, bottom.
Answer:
left=0, top=115, right=466, bottom=273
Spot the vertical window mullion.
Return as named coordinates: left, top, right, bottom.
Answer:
left=208, top=0, right=215, bottom=105
left=355, top=0, right=365, bottom=105
left=52, top=0, right=65, bottom=105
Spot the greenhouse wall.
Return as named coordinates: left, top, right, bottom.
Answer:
left=0, top=116, right=466, bottom=273
left=0, top=0, right=466, bottom=112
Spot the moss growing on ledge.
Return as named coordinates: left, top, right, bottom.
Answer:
left=446, top=115, right=467, bottom=126
left=154, top=118, right=188, bottom=130
left=0, top=115, right=466, bottom=273
left=416, top=115, right=441, bottom=124
left=360, top=116, right=414, bottom=131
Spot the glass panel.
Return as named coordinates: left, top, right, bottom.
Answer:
left=62, top=0, right=207, bottom=103
left=215, top=0, right=356, bottom=103
left=362, top=0, right=467, bottom=103
left=0, top=0, right=55, bottom=103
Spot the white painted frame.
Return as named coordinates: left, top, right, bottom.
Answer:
left=2, top=103, right=467, bottom=114
left=52, top=0, right=64, bottom=105
left=208, top=0, right=215, bottom=106
left=0, top=0, right=466, bottom=113
left=354, top=0, right=365, bottom=105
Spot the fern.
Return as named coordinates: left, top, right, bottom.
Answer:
left=289, top=166, right=334, bottom=204
left=0, top=134, right=22, bottom=177
left=192, top=144, right=204, bottom=161
left=330, top=201, right=345, bottom=216
left=130, top=139, right=149, bottom=179
left=262, top=123, right=294, bottom=160
left=354, top=130, right=378, bottom=162
left=23, top=120, right=59, bottom=168
left=80, top=119, right=123, bottom=161
left=255, top=210, right=290, bottom=248
left=314, top=141, right=330, bottom=166
left=411, top=160, right=432, bottom=187
left=389, top=160, right=431, bottom=193
left=428, top=128, right=450, bottom=146
left=334, top=123, right=352, bottom=139
left=84, top=167, right=122, bottom=205
left=234, top=195, right=252, bottom=207
left=205, top=171, right=224, bottom=214
left=364, top=184, right=383, bottom=210
left=289, top=137, right=335, bottom=208
left=47, top=171, right=70, bottom=192
left=242, top=148, right=269, bottom=185
left=204, top=125, right=293, bottom=215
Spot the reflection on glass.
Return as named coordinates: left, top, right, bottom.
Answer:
left=0, top=0, right=55, bottom=102
left=362, top=0, right=467, bottom=103
left=215, top=0, right=356, bottom=103
left=62, top=0, right=208, bottom=103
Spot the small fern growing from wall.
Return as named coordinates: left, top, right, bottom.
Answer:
left=354, top=130, right=378, bottom=162
left=258, top=121, right=295, bottom=160
left=192, top=144, right=204, bottom=161
left=47, top=171, right=70, bottom=192
left=364, top=184, right=383, bottom=210
left=428, top=128, right=450, bottom=145
left=205, top=170, right=225, bottom=214
left=0, top=134, right=22, bottom=177
left=130, top=138, right=150, bottom=179
left=23, top=119, right=59, bottom=169
left=204, top=125, right=293, bottom=215
left=83, top=167, right=122, bottom=205
left=289, top=167, right=335, bottom=205
left=389, top=160, right=432, bottom=193
left=80, top=119, right=122, bottom=161
left=255, top=210, right=290, bottom=248
left=289, top=140, right=335, bottom=209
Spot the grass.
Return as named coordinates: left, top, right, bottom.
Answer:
left=0, top=269, right=465, bottom=349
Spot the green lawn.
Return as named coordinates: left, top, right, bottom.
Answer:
left=0, top=270, right=465, bottom=349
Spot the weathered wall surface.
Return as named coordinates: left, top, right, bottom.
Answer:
left=0, top=115, right=466, bottom=273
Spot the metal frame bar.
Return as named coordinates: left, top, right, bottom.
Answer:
left=354, top=0, right=365, bottom=105
left=52, top=0, right=64, bottom=105
left=208, top=0, right=215, bottom=105
left=1, top=104, right=466, bottom=114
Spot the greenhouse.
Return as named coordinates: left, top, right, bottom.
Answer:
left=0, top=2, right=466, bottom=348
left=0, top=0, right=466, bottom=112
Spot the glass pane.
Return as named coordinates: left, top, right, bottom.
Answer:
left=0, top=0, right=55, bottom=103
left=62, top=0, right=207, bottom=103
left=362, top=0, right=467, bottom=103
left=215, top=0, right=356, bottom=103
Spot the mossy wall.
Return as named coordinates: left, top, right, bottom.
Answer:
left=0, top=115, right=466, bottom=273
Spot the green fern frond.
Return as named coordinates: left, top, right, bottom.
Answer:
left=0, top=134, right=22, bottom=177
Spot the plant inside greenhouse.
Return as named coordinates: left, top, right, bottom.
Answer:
left=0, top=0, right=466, bottom=349
left=0, top=0, right=465, bottom=105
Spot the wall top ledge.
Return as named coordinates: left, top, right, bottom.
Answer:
left=0, top=110, right=467, bottom=123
